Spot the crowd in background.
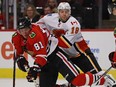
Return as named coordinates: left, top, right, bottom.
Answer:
left=0, top=0, right=116, bottom=30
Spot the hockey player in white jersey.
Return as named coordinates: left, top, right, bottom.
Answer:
left=37, top=2, right=116, bottom=87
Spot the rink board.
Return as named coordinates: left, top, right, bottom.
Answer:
left=0, top=30, right=116, bottom=79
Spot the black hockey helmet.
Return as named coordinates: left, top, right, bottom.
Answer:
left=17, top=17, right=31, bottom=30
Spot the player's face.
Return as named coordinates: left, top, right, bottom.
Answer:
left=58, top=9, right=70, bottom=21
left=18, top=28, right=31, bottom=39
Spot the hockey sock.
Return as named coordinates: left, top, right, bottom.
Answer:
left=71, top=72, right=105, bottom=86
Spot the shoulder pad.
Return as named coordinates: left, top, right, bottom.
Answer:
left=29, top=32, right=36, bottom=38
left=12, top=32, right=17, bottom=37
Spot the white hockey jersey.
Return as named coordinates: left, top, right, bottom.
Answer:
left=36, top=13, right=86, bottom=57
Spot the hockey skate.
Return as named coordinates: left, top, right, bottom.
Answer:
left=104, top=75, right=116, bottom=87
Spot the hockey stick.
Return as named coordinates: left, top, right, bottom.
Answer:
left=93, top=66, right=112, bottom=85
left=13, top=50, right=16, bottom=87
left=92, top=30, right=116, bottom=85
left=91, top=29, right=116, bottom=86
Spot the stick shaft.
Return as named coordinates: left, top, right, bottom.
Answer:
left=94, top=66, right=112, bottom=84
left=13, top=50, right=16, bottom=87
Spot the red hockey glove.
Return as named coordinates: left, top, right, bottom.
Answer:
left=109, top=51, right=116, bottom=68
left=26, top=65, right=41, bottom=82
left=16, top=56, right=29, bottom=72
left=52, top=29, right=66, bottom=38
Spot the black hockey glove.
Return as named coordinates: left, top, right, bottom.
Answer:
left=16, top=56, right=29, bottom=72
left=109, top=51, right=116, bottom=68
left=26, top=65, right=41, bottom=82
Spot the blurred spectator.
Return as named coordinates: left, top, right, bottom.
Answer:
left=43, top=4, right=54, bottom=15
left=40, top=4, right=54, bottom=18
left=112, top=6, right=116, bottom=15
left=108, top=0, right=116, bottom=20
left=47, top=0, right=58, bottom=13
left=23, top=4, right=40, bottom=23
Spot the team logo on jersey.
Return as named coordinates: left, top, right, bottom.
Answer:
left=12, top=32, right=17, bottom=37
left=29, top=32, right=36, bottom=38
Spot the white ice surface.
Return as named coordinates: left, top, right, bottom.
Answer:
left=0, top=78, right=105, bottom=87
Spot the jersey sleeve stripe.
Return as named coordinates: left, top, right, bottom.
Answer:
left=60, top=35, right=72, bottom=48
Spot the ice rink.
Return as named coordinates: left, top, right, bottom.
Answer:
left=0, top=79, right=68, bottom=87
left=0, top=78, right=105, bottom=87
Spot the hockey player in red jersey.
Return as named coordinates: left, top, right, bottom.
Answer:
left=11, top=17, right=114, bottom=87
